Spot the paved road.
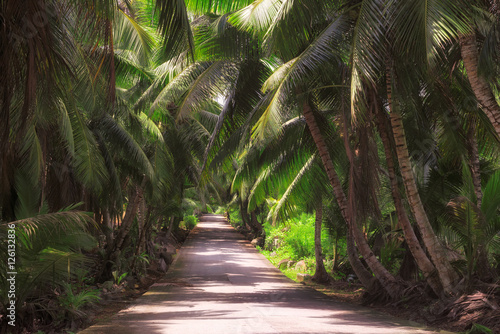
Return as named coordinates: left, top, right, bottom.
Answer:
left=80, top=214, right=450, bottom=334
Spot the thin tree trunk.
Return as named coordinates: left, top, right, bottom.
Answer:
left=302, top=99, right=385, bottom=294
left=109, top=177, right=147, bottom=256
left=346, top=225, right=376, bottom=290
left=467, top=121, right=495, bottom=281
left=339, top=97, right=402, bottom=299
left=166, top=216, right=175, bottom=238
left=468, top=121, right=482, bottom=208
left=131, top=206, right=152, bottom=271
left=137, top=198, right=147, bottom=254
left=312, top=202, right=331, bottom=283
left=386, top=68, right=459, bottom=294
left=459, top=33, right=500, bottom=139
left=332, top=232, right=339, bottom=272
left=250, top=211, right=263, bottom=235
left=374, top=94, right=443, bottom=296
left=240, top=198, right=252, bottom=231
left=350, top=216, right=402, bottom=299
left=103, top=208, right=113, bottom=246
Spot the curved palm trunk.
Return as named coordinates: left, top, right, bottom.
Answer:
left=459, top=33, right=500, bottom=139
left=386, top=70, right=459, bottom=294
left=312, top=202, right=331, bottom=283
left=100, top=177, right=147, bottom=279
left=239, top=198, right=252, bottom=231
left=374, top=96, right=443, bottom=296
left=346, top=225, right=376, bottom=289
left=302, top=100, right=401, bottom=297
left=132, top=206, right=150, bottom=269
left=250, top=211, right=263, bottom=235
left=113, top=182, right=146, bottom=253
left=349, top=215, right=401, bottom=299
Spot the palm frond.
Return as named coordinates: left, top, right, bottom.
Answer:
left=389, top=0, right=472, bottom=66
left=482, top=170, right=500, bottom=224
left=156, top=0, right=195, bottom=61
left=96, top=115, right=154, bottom=180
left=70, top=109, right=109, bottom=192
left=114, top=9, right=156, bottom=65
left=175, top=61, right=236, bottom=121
left=184, top=0, right=254, bottom=15
left=229, top=0, right=281, bottom=35
left=150, top=61, right=212, bottom=114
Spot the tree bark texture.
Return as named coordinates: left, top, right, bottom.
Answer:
left=386, top=68, right=459, bottom=294
left=303, top=101, right=386, bottom=289
left=467, top=121, right=483, bottom=208
left=312, top=202, right=331, bottom=283
left=375, top=96, right=443, bottom=296
left=459, top=33, right=500, bottom=139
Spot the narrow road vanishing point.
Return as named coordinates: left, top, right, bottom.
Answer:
left=81, top=214, right=450, bottom=334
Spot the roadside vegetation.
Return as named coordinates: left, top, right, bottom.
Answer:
left=1, top=0, right=500, bottom=333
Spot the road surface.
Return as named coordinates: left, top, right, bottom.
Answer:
left=80, top=214, right=450, bottom=334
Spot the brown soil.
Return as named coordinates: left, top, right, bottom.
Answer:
left=85, top=270, right=165, bottom=326
left=36, top=228, right=192, bottom=334
left=304, top=280, right=500, bottom=334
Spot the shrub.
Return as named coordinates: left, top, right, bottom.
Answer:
left=57, top=283, right=101, bottom=325
left=228, top=207, right=243, bottom=228
left=182, top=215, right=198, bottom=230
left=284, top=216, right=315, bottom=260
left=263, top=213, right=316, bottom=261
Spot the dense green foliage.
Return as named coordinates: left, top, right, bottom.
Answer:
left=1, top=0, right=500, bottom=331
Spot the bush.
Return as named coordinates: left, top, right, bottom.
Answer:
left=57, top=283, right=101, bottom=324
left=227, top=207, right=243, bottom=228
left=215, top=206, right=226, bottom=214
left=263, top=213, right=317, bottom=261
left=182, top=215, right=198, bottom=230
left=284, top=215, right=315, bottom=260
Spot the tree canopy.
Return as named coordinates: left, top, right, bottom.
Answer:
left=1, top=0, right=500, bottom=331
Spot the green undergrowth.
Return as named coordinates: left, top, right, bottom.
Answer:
left=180, top=215, right=198, bottom=229
left=257, top=213, right=343, bottom=281
left=259, top=247, right=315, bottom=280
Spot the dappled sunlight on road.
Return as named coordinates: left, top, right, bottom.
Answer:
left=80, top=214, right=450, bottom=334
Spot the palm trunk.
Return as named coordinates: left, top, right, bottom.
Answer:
left=166, top=216, right=176, bottom=238
left=459, top=33, right=500, bottom=139
left=346, top=143, right=402, bottom=299
left=137, top=198, right=147, bottom=254
left=346, top=225, right=376, bottom=290
left=467, top=121, right=495, bottom=281
left=350, top=215, right=401, bottom=299
left=99, top=178, right=147, bottom=280
left=103, top=208, right=113, bottom=246
left=250, top=211, right=263, bottom=235
left=312, top=202, right=330, bottom=283
left=467, top=121, right=482, bottom=208
left=332, top=232, right=339, bottom=272
left=342, top=98, right=402, bottom=298
left=374, top=95, right=443, bottom=296
left=109, top=177, right=147, bottom=255
left=239, top=198, right=252, bottom=231
left=302, top=100, right=394, bottom=294
left=386, top=68, right=459, bottom=294
left=131, top=206, right=152, bottom=271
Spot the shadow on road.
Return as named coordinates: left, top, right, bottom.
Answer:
left=80, top=215, right=449, bottom=334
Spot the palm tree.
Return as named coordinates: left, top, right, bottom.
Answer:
left=230, top=1, right=404, bottom=297
left=457, top=0, right=500, bottom=139
left=232, top=112, right=334, bottom=282
left=0, top=207, right=98, bottom=330
left=446, top=168, right=500, bottom=285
